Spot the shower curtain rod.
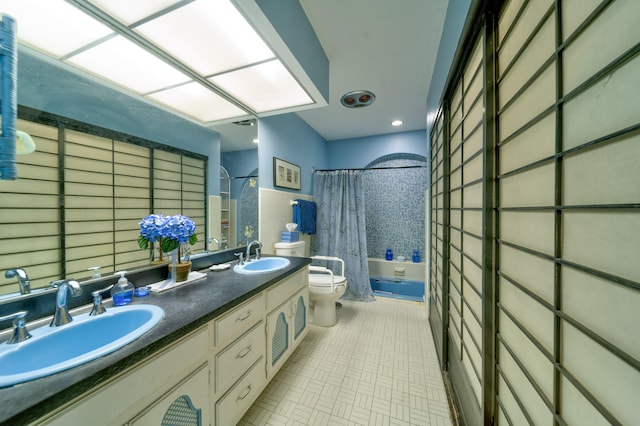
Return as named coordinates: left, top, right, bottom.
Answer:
left=312, top=165, right=426, bottom=172
left=231, top=174, right=258, bottom=179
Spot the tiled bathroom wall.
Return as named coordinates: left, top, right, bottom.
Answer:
left=363, top=154, right=429, bottom=260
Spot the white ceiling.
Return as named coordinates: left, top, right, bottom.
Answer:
left=296, top=0, right=449, bottom=141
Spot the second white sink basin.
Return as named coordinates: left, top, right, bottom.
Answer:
left=233, top=257, right=291, bottom=274
left=0, top=304, right=164, bottom=388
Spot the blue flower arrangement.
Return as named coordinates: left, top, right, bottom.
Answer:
left=139, top=214, right=198, bottom=261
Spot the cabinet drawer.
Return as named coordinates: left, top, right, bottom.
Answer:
left=266, top=269, right=307, bottom=312
left=216, top=359, right=266, bottom=426
left=215, top=294, right=264, bottom=347
left=215, top=321, right=265, bottom=394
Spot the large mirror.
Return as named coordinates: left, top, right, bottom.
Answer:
left=0, top=113, right=259, bottom=302
left=209, top=119, right=259, bottom=251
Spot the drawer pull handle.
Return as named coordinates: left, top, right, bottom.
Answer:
left=237, top=311, right=251, bottom=321
left=237, top=345, right=252, bottom=359
left=237, top=385, right=252, bottom=401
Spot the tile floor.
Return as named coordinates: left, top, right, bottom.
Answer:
left=239, top=298, right=452, bottom=426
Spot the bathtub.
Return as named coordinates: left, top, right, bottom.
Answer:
left=368, top=258, right=425, bottom=302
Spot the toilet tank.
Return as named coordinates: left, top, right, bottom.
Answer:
left=274, top=241, right=306, bottom=257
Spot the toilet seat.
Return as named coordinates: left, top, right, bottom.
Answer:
left=308, top=256, right=348, bottom=326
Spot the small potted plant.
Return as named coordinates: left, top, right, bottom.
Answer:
left=138, top=214, right=168, bottom=264
left=139, top=214, right=198, bottom=281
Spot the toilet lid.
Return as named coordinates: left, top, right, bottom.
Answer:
left=309, top=274, right=346, bottom=286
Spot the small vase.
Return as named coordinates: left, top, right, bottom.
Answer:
left=175, top=261, right=192, bottom=282
left=150, top=239, right=168, bottom=265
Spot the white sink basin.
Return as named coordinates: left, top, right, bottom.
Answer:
left=0, top=304, right=164, bottom=387
left=233, top=257, right=290, bottom=275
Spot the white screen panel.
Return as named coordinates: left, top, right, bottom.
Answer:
left=563, top=0, right=640, bottom=93
left=499, top=65, right=555, bottom=140
left=561, top=375, right=611, bottom=426
left=499, top=211, right=555, bottom=255
left=562, top=267, right=640, bottom=360
left=499, top=163, right=555, bottom=208
left=498, top=342, right=552, bottom=425
left=498, top=113, right=555, bottom=173
left=563, top=322, right=640, bottom=424
left=499, top=245, right=554, bottom=304
left=563, top=133, right=640, bottom=206
left=497, top=374, right=529, bottom=425
left=461, top=344, right=482, bottom=406
left=499, top=310, right=554, bottom=399
left=499, top=277, right=554, bottom=353
left=561, top=0, right=601, bottom=39
left=563, top=53, right=640, bottom=150
left=498, top=0, right=554, bottom=75
left=563, top=211, right=640, bottom=282
left=499, top=13, right=555, bottom=108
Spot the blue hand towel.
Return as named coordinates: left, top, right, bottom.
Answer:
left=293, top=199, right=317, bottom=234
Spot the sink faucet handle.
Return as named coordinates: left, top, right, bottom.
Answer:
left=0, top=311, right=32, bottom=344
left=255, top=247, right=261, bottom=260
left=5, top=268, right=31, bottom=295
left=50, top=279, right=83, bottom=327
left=234, top=252, right=245, bottom=265
left=90, top=285, right=114, bottom=316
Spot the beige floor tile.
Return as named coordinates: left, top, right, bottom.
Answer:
left=240, top=298, right=452, bottom=426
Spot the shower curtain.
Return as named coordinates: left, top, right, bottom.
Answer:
left=313, top=170, right=374, bottom=301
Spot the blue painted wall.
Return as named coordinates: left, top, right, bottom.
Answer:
left=16, top=48, right=221, bottom=194
left=426, top=0, right=473, bottom=135
left=326, top=130, right=427, bottom=169
left=324, top=130, right=429, bottom=264
left=258, top=113, right=327, bottom=195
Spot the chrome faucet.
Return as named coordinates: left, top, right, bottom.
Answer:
left=0, top=311, right=31, bottom=344
left=246, top=240, right=262, bottom=262
left=208, top=237, right=222, bottom=251
left=50, top=280, right=82, bottom=327
left=5, top=268, right=31, bottom=295
left=89, top=285, right=114, bottom=316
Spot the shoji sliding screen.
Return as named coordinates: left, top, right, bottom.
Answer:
left=154, top=150, right=206, bottom=254
left=428, top=0, right=639, bottom=424
left=448, top=34, right=486, bottom=423
left=496, top=0, right=640, bottom=424
left=429, top=108, right=447, bottom=361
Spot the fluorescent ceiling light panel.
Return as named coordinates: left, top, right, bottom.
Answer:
left=67, top=36, right=190, bottom=94
left=148, top=81, right=247, bottom=122
left=210, top=60, right=313, bottom=112
left=87, top=0, right=182, bottom=26
left=3, top=0, right=113, bottom=58
left=135, top=0, right=275, bottom=76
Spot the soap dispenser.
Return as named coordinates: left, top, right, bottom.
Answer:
left=111, top=271, right=134, bottom=306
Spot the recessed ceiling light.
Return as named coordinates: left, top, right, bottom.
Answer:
left=341, top=90, right=375, bottom=108
left=391, top=120, right=404, bottom=126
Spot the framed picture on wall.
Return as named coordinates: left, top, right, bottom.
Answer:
left=273, top=157, right=301, bottom=190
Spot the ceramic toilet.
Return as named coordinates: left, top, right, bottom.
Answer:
left=274, top=241, right=347, bottom=327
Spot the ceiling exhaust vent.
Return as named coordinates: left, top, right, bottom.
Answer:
left=341, top=90, right=375, bottom=108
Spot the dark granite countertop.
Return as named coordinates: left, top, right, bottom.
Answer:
left=0, top=255, right=311, bottom=425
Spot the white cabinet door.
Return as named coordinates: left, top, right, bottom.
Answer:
left=130, top=364, right=210, bottom=426
left=266, top=300, right=291, bottom=378
left=291, top=286, right=309, bottom=348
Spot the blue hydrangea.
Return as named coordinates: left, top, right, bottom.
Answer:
left=138, top=214, right=198, bottom=253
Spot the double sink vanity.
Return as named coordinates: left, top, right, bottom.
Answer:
left=0, top=250, right=311, bottom=425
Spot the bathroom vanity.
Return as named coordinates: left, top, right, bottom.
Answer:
left=0, top=256, right=310, bottom=425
